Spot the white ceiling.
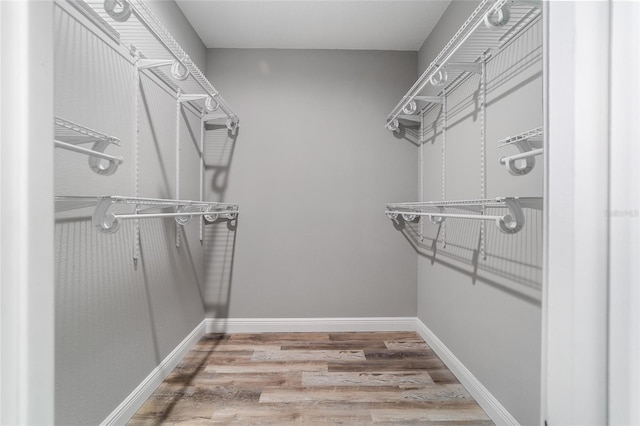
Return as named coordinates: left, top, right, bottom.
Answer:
left=175, top=1, right=451, bottom=51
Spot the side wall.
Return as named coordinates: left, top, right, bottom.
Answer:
left=415, top=2, right=543, bottom=425
left=53, top=2, right=208, bottom=424
left=203, top=48, right=419, bottom=320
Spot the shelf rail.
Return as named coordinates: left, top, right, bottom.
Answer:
left=385, top=197, right=542, bottom=235
left=54, top=116, right=124, bottom=175
left=55, top=195, right=239, bottom=234
left=80, top=0, right=239, bottom=130
left=385, top=0, right=541, bottom=130
left=497, top=126, right=543, bottom=175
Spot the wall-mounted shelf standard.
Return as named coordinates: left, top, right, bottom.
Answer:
left=386, top=197, right=541, bottom=235
left=497, top=126, right=543, bottom=175
left=55, top=195, right=238, bottom=234
left=54, top=116, right=124, bottom=175
left=76, top=0, right=239, bottom=131
left=385, top=0, right=541, bottom=130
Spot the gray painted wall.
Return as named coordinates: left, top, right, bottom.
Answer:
left=54, top=2, right=208, bottom=424
left=203, top=48, right=419, bottom=319
left=414, top=2, right=543, bottom=425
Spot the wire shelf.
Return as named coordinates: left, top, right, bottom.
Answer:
left=54, top=116, right=124, bottom=175
left=386, top=0, right=541, bottom=127
left=55, top=117, right=121, bottom=146
left=497, top=126, right=543, bottom=148
left=76, top=0, right=238, bottom=122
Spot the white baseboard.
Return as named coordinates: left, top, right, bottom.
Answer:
left=204, top=317, right=417, bottom=334
left=100, top=320, right=206, bottom=426
left=415, top=319, right=519, bottom=426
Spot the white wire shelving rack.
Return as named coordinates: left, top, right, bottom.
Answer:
left=385, top=0, right=542, bottom=260
left=60, top=0, right=242, bottom=259
left=385, top=0, right=541, bottom=130
left=54, top=117, right=124, bottom=175
left=74, top=0, right=239, bottom=131
left=386, top=197, right=541, bottom=235
left=497, top=126, right=543, bottom=175
left=55, top=195, right=239, bottom=234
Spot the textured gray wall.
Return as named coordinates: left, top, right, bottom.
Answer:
left=414, top=2, right=543, bottom=425
left=54, top=2, right=208, bottom=424
left=204, top=48, right=419, bottom=319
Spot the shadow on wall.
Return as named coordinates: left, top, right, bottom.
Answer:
left=391, top=207, right=542, bottom=306
left=203, top=124, right=239, bottom=325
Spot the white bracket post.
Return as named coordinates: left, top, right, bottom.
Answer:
left=441, top=88, right=447, bottom=249
left=175, top=89, right=182, bottom=248
left=419, top=111, right=424, bottom=242
left=132, top=50, right=142, bottom=261
left=480, top=56, right=487, bottom=261
left=199, top=113, right=205, bottom=242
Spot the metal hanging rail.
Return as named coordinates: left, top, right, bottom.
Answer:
left=385, top=197, right=542, bottom=235
left=55, top=195, right=239, bottom=234
left=78, top=0, right=239, bottom=130
left=54, top=116, right=124, bottom=175
left=497, top=126, right=543, bottom=175
left=385, top=0, right=541, bottom=130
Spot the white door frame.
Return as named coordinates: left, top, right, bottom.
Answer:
left=0, top=1, right=55, bottom=424
left=543, top=1, right=640, bottom=424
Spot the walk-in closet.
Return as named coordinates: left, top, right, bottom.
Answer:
left=2, top=0, right=639, bottom=425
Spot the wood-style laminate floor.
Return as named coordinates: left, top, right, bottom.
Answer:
left=129, top=332, right=494, bottom=425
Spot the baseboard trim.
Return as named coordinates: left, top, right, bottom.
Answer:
left=204, top=317, right=417, bottom=334
left=415, top=319, right=519, bottom=426
left=100, top=320, right=206, bottom=426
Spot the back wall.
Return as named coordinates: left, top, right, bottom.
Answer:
left=204, top=48, right=419, bottom=319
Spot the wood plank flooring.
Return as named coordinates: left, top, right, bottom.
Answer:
left=129, top=332, right=493, bottom=425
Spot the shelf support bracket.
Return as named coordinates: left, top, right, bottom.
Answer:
left=414, top=96, right=445, bottom=105
left=497, top=198, right=525, bottom=234
left=446, top=62, right=482, bottom=74
left=136, top=59, right=173, bottom=69
left=500, top=139, right=540, bottom=175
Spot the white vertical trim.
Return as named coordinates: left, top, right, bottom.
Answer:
left=608, top=2, right=640, bottom=424
left=540, top=1, right=549, bottom=422
left=415, top=319, right=518, bottom=426
left=544, top=2, right=610, bottom=425
left=0, top=1, right=55, bottom=424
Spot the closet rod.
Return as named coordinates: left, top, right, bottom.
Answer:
left=500, top=148, right=543, bottom=163
left=386, top=197, right=543, bottom=234
left=54, top=140, right=124, bottom=164
left=386, top=210, right=507, bottom=223
left=113, top=210, right=236, bottom=220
